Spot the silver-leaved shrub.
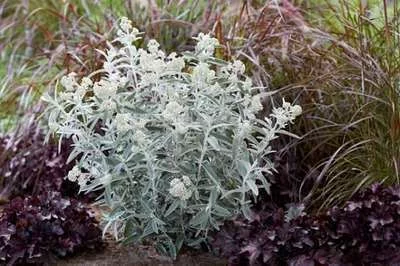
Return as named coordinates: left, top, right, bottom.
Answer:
left=43, top=17, right=302, bottom=257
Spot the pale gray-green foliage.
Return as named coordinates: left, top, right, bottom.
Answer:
left=285, top=203, right=306, bottom=222
left=43, top=17, right=302, bottom=257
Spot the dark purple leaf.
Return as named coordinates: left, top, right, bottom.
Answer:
left=213, top=183, right=400, bottom=265
left=0, top=192, right=104, bottom=265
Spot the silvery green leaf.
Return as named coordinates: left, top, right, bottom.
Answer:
left=132, top=212, right=151, bottom=219
left=175, top=233, right=185, bottom=252
left=275, top=129, right=302, bottom=139
left=207, top=136, right=221, bottom=151
left=189, top=210, right=208, bottom=226
left=186, top=237, right=206, bottom=247
left=142, top=221, right=155, bottom=238
left=158, top=238, right=177, bottom=259
left=213, top=205, right=231, bottom=217
left=122, top=220, right=140, bottom=244
left=258, top=175, right=271, bottom=194
left=209, top=216, right=220, bottom=230
left=241, top=204, right=254, bottom=221
left=203, top=164, right=221, bottom=187
left=151, top=219, right=159, bottom=234
left=237, top=159, right=251, bottom=178
left=285, top=203, right=306, bottom=222
left=165, top=200, right=180, bottom=217
left=209, top=189, right=218, bottom=204
left=67, top=148, right=81, bottom=164
left=246, top=179, right=259, bottom=196
left=221, top=188, right=242, bottom=199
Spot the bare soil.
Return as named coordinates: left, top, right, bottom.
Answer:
left=55, top=241, right=226, bottom=266
left=54, top=206, right=226, bottom=266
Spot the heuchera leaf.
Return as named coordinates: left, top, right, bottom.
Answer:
left=213, top=184, right=400, bottom=265
left=0, top=122, right=78, bottom=200
left=0, top=192, right=104, bottom=265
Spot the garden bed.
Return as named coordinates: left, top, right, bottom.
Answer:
left=2, top=0, right=400, bottom=265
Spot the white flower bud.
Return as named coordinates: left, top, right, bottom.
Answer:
left=162, top=101, right=184, bottom=121
left=291, top=105, right=302, bottom=117
left=169, top=177, right=192, bottom=200
left=60, top=72, right=77, bottom=91
left=101, top=99, right=117, bottom=111
left=232, top=60, right=245, bottom=75
left=115, top=113, right=132, bottom=132
left=174, top=122, right=188, bottom=134
left=182, top=176, right=192, bottom=186
left=81, top=77, right=93, bottom=88
left=194, top=33, right=219, bottom=60
left=148, top=39, right=160, bottom=54
left=59, top=92, right=73, bottom=101
left=133, top=130, right=147, bottom=144
left=93, top=80, right=118, bottom=99
left=250, top=95, right=263, bottom=113
left=120, top=17, right=132, bottom=32
left=272, top=107, right=289, bottom=127
left=167, top=57, right=185, bottom=72
left=243, top=77, right=253, bottom=93
left=67, top=165, right=81, bottom=182
left=78, top=173, right=89, bottom=186
left=140, top=72, right=158, bottom=87
left=117, top=17, right=140, bottom=44
left=170, top=178, right=181, bottom=187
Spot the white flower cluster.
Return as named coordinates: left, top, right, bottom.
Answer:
left=93, top=80, right=118, bottom=99
left=271, top=98, right=302, bottom=128
left=67, top=165, right=89, bottom=186
left=192, top=62, right=215, bottom=88
left=60, top=72, right=77, bottom=91
left=115, top=113, right=132, bottom=132
left=162, top=101, right=185, bottom=121
left=194, top=33, right=219, bottom=61
left=222, top=60, right=246, bottom=82
left=59, top=72, right=88, bottom=101
left=116, top=17, right=140, bottom=45
left=44, top=17, right=302, bottom=255
left=169, top=176, right=193, bottom=200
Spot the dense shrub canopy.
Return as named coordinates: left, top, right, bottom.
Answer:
left=44, top=17, right=302, bottom=256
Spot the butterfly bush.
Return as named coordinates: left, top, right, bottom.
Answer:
left=43, top=17, right=301, bottom=257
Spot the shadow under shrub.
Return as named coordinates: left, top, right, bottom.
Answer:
left=0, top=191, right=103, bottom=265
left=213, top=183, right=400, bottom=266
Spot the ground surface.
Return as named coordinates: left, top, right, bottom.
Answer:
left=55, top=242, right=226, bottom=266
left=54, top=206, right=227, bottom=266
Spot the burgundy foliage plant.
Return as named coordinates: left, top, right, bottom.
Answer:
left=0, top=191, right=103, bottom=265
left=213, top=184, right=400, bottom=266
left=0, top=121, right=76, bottom=202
